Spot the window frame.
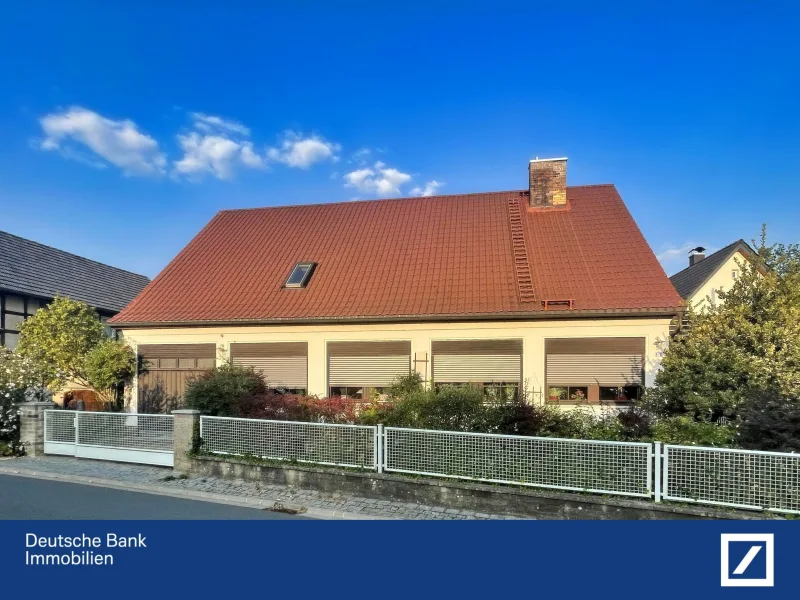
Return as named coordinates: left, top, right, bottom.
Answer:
left=284, top=262, right=317, bottom=288
left=329, top=386, right=386, bottom=401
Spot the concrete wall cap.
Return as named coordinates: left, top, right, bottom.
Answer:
left=172, top=409, right=201, bottom=415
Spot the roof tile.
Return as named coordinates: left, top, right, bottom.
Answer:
left=111, top=185, right=683, bottom=324
left=0, top=231, right=150, bottom=313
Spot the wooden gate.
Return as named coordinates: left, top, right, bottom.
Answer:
left=137, top=344, right=216, bottom=413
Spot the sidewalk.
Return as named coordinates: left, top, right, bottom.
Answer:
left=0, top=456, right=520, bottom=520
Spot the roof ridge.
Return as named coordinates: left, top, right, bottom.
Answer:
left=668, top=239, right=746, bottom=279
left=564, top=183, right=615, bottom=189
left=0, top=230, right=150, bottom=281
left=218, top=190, right=529, bottom=213
left=217, top=185, right=614, bottom=215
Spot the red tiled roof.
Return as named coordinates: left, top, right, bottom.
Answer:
left=110, top=185, right=683, bottom=326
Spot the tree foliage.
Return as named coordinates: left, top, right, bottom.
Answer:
left=84, top=339, right=137, bottom=392
left=17, top=296, right=136, bottom=405
left=652, top=227, right=800, bottom=419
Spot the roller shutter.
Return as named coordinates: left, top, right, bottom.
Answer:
left=432, top=339, right=523, bottom=384
left=138, top=344, right=216, bottom=370
left=230, top=342, right=308, bottom=389
left=545, top=338, right=645, bottom=387
left=327, top=341, right=411, bottom=387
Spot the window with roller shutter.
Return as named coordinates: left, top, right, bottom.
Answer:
left=432, top=339, right=523, bottom=401
left=230, top=342, right=308, bottom=394
left=327, top=341, right=411, bottom=400
left=545, top=338, right=645, bottom=404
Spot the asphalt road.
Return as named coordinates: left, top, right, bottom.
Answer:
left=0, top=475, right=307, bottom=520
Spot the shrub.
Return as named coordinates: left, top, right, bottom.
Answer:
left=1, top=347, right=47, bottom=456
left=614, top=405, right=654, bottom=441
left=650, top=415, right=735, bottom=447
left=370, top=384, right=487, bottom=431
left=184, top=363, right=266, bottom=416
left=234, top=393, right=363, bottom=424
left=737, top=389, right=800, bottom=452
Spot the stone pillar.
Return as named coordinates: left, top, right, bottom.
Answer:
left=20, top=401, right=57, bottom=457
left=172, top=409, right=200, bottom=473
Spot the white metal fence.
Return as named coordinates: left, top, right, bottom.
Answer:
left=42, top=410, right=800, bottom=514
left=200, top=416, right=377, bottom=470
left=383, top=427, right=652, bottom=497
left=661, top=444, right=800, bottom=514
left=43, top=410, right=174, bottom=467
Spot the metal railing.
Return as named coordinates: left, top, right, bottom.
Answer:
left=662, top=444, right=800, bottom=514
left=43, top=410, right=174, bottom=467
left=200, top=416, right=378, bottom=470
left=383, top=427, right=653, bottom=497
left=42, top=410, right=800, bottom=514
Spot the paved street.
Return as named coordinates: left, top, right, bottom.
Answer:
left=1, top=456, right=519, bottom=519
left=0, top=474, right=306, bottom=520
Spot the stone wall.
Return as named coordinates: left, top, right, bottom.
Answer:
left=187, top=454, right=771, bottom=521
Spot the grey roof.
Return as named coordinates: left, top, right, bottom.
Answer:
left=669, top=239, right=754, bottom=300
left=0, top=230, right=150, bottom=313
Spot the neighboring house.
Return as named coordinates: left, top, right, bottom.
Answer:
left=110, top=158, right=683, bottom=410
left=669, top=240, right=757, bottom=312
left=0, top=230, right=150, bottom=402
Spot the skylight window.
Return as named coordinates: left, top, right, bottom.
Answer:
left=285, top=262, right=316, bottom=288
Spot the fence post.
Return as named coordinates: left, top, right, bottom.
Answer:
left=20, top=402, right=56, bottom=457
left=172, top=409, right=201, bottom=473
left=376, top=424, right=384, bottom=474
left=654, top=441, right=662, bottom=503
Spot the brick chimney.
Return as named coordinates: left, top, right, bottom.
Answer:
left=529, top=157, right=567, bottom=209
left=689, top=252, right=705, bottom=267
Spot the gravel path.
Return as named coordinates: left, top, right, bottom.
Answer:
left=3, top=456, right=520, bottom=520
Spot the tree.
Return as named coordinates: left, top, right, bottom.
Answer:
left=17, top=296, right=137, bottom=406
left=651, top=227, right=800, bottom=419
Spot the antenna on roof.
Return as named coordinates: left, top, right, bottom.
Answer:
left=688, top=246, right=706, bottom=254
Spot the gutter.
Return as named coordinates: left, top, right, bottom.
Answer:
left=110, top=306, right=682, bottom=330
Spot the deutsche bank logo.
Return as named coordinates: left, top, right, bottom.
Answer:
left=720, top=534, right=774, bottom=587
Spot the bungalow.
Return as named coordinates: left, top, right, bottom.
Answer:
left=110, top=158, right=683, bottom=409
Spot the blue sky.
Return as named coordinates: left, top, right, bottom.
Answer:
left=1, top=1, right=798, bottom=279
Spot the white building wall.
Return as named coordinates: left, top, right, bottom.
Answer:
left=688, top=251, right=749, bottom=311
left=121, top=317, right=673, bottom=412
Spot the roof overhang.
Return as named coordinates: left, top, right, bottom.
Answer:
left=111, top=306, right=683, bottom=330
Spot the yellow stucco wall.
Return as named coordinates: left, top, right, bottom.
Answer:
left=121, top=317, right=672, bottom=412
left=687, top=251, right=748, bottom=311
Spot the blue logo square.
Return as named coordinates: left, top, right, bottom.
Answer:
left=727, top=541, right=767, bottom=579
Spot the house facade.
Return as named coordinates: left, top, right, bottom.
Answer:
left=0, top=230, right=150, bottom=349
left=0, top=230, right=150, bottom=405
left=669, top=240, right=756, bottom=311
left=110, top=158, right=683, bottom=410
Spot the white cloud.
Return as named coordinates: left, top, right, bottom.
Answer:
left=173, top=113, right=265, bottom=180
left=189, top=112, right=250, bottom=136
left=266, top=131, right=340, bottom=168
left=344, top=162, right=413, bottom=196
left=39, top=107, right=166, bottom=176
left=411, top=180, right=443, bottom=197
left=350, top=147, right=371, bottom=165
left=657, top=242, right=713, bottom=275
